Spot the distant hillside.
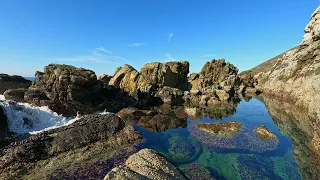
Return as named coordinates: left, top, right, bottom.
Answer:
left=240, top=46, right=298, bottom=75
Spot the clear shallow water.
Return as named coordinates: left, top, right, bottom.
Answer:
left=135, top=98, right=302, bottom=180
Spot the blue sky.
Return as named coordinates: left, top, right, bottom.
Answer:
left=0, top=0, right=318, bottom=77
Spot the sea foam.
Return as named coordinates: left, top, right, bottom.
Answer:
left=0, top=94, right=79, bottom=134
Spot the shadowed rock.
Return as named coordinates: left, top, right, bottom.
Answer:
left=0, top=74, right=31, bottom=94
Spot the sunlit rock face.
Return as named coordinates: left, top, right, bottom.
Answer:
left=263, top=96, right=320, bottom=180
left=258, top=6, right=320, bottom=120
left=254, top=125, right=277, bottom=140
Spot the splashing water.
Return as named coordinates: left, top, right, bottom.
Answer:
left=0, top=94, right=79, bottom=134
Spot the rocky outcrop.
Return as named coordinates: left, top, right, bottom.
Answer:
left=108, top=61, right=189, bottom=105
left=254, top=7, right=320, bottom=120
left=0, top=74, right=31, bottom=94
left=254, top=125, right=277, bottom=140
left=197, top=121, right=242, bottom=136
left=0, top=113, right=142, bottom=179
left=3, top=64, right=136, bottom=116
left=104, top=149, right=187, bottom=180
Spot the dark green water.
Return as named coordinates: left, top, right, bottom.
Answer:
left=135, top=98, right=302, bottom=180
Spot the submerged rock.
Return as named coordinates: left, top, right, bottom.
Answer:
left=105, top=149, right=187, bottom=180
left=0, top=113, right=142, bottom=179
left=254, top=125, right=277, bottom=140
left=197, top=121, right=242, bottom=136
left=189, top=122, right=279, bottom=153
left=168, top=136, right=201, bottom=164
left=181, top=162, right=215, bottom=180
left=0, top=74, right=31, bottom=94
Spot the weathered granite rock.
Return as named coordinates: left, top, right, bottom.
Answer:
left=255, top=7, right=320, bottom=120
left=0, top=74, right=31, bottom=94
left=0, top=113, right=142, bottom=179
left=254, top=125, right=277, bottom=140
left=105, top=149, right=187, bottom=180
left=197, top=121, right=242, bottom=136
left=138, top=114, right=187, bottom=132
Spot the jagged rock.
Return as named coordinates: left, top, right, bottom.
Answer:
left=254, top=125, right=277, bottom=140
left=154, top=86, right=184, bottom=105
left=0, top=113, right=142, bottom=179
left=138, top=114, right=187, bottom=132
left=4, top=88, right=27, bottom=102
left=105, top=149, right=187, bottom=180
left=98, top=74, right=112, bottom=87
left=216, top=90, right=230, bottom=101
left=197, top=121, right=242, bottom=136
left=0, top=74, right=31, bottom=94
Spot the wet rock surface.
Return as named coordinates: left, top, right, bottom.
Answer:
left=0, top=74, right=31, bottom=94
left=197, top=121, right=242, bottom=136
left=105, top=149, right=187, bottom=180
left=138, top=114, right=187, bottom=132
left=0, top=113, right=142, bottom=179
left=254, top=125, right=277, bottom=140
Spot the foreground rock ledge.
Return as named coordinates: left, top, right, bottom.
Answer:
left=0, top=113, right=142, bottom=179
left=104, top=149, right=187, bottom=180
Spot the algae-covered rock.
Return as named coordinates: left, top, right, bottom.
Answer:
left=197, top=121, right=242, bottom=136
left=181, top=162, right=215, bottom=180
left=254, top=125, right=277, bottom=140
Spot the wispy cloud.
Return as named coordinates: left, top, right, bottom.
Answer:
left=127, top=43, right=147, bottom=47
left=48, top=46, right=131, bottom=64
left=162, top=53, right=177, bottom=62
left=168, top=33, right=174, bottom=42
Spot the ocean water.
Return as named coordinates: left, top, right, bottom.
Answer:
left=135, top=98, right=302, bottom=180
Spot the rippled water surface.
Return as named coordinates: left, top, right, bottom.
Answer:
left=136, top=98, right=302, bottom=180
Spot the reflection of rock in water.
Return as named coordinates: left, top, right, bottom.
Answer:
left=263, top=97, right=320, bottom=180
left=138, top=114, right=187, bottom=132
left=184, top=101, right=239, bottom=120
left=168, top=136, right=201, bottom=164
left=237, top=155, right=283, bottom=180
left=189, top=122, right=279, bottom=153
left=181, top=162, right=215, bottom=180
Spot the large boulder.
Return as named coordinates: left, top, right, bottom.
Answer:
left=105, top=149, right=187, bottom=180
left=0, top=113, right=142, bottom=179
left=3, top=88, right=27, bottom=102
left=0, top=74, right=31, bottom=94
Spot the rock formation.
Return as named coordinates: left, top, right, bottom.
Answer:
left=104, top=149, right=187, bottom=180
left=108, top=61, right=189, bottom=105
left=251, top=6, right=320, bottom=120
left=0, top=74, right=31, bottom=94
left=0, top=113, right=142, bottom=179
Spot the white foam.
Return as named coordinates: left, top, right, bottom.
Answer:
left=0, top=95, right=5, bottom=101
left=0, top=99, right=79, bottom=134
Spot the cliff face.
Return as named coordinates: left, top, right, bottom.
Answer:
left=257, top=6, right=320, bottom=119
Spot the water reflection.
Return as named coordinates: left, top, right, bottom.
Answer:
left=136, top=97, right=302, bottom=179
left=263, top=97, right=320, bottom=180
